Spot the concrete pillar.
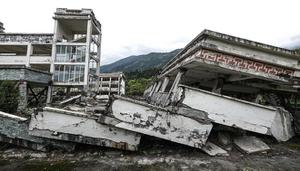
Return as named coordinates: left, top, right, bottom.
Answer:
left=170, top=71, right=184, bottom=94
left=149, top=82, right=157, bottom=97
left=50, top=19, right=58, bottom=74
left=83, top=19, right=92, bottom=92
left=47, top=19, right=58, bottom=104
left=99, top=77, right=103, bottom=94
left=166, top=71, right=184, bottom=105
left=46, top=85, right=52, bottom=104
left=160, top=77, right=169, bottom=92
left=212, top=78, right=224, bottom=94
left=26, top=43, right=32, bottom=67
left=155, top=80, right=162, bottom=92
left=95, top=34, right=101, bottom=93
left=108, top=77, right=112, bottom=96
left=18, top=81, right=28, bottom=111
left=66, top=87, right=71, bottom=97
left=117, top=76, right=121, bottom=95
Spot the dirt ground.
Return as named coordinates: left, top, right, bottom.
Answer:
left=0, top=135, right=300, bottom=171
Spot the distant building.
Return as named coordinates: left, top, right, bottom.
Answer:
left=96, top=72, right=126, bottom=95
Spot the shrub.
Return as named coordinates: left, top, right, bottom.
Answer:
left=0, top=81, right=19, bottom=113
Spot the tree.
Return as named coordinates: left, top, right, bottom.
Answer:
left=0, top=81, right=19, bottom=113
left=126, top=78, right=152, bottom=96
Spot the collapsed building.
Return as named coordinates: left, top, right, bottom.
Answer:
left=144, top=29, right=300, bottom=142
left=0, top=9, right=299, bottom=156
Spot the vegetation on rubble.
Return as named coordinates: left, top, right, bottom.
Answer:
left=0, top=81, right=19, bottom=113
left=125, top=68, right=159, bottom=96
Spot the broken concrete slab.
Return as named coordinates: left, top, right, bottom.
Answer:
left=201, top=142, right=229, bottom=156
left=0, top=110, right=75, bottom=151
left=175, top=85, right=294, bottom=142
left=29, top=107, right=141, bottom=151
left=233, top=136, right=270, bottom=154
left=108, top=96, right=213, bottom=149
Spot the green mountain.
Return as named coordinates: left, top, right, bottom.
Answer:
left=100, top=49, right=181, bottom=73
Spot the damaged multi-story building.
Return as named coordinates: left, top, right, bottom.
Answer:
left=97, top=72, right=126, bottom=95
left=0, top=7, right=300, bottom=156
left=144, top=29, right=300, bottom=142
left=0, top=8, right=102, bottom=110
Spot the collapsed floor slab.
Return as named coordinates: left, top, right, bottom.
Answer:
left=29, top=107, right=141, bottom=151
left=106, top=96, right=213, bottom=149
left=0, top=111, right=75, bottom=151
left=174, top=85, right=294, bottom=142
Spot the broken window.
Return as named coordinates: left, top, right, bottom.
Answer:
left=55, top=45, right=86, bottom=62
left=54, top=65, right=85, bottom=83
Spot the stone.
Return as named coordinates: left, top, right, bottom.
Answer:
left=233, top=136, right=270, bottom=154
left=201, top=142, right=229, bottom=156
left=217, top=132, right=232, bottom=146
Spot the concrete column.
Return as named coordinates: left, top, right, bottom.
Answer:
left=50, top=19, right=58, bottom=74
left=149, top=82, right=157, bottom=97
left=99, top=77, right=103, bottom=94
left=212, top=78, right=224, bottom=94
left=18, top=81, right=28, bottom=111
left=170, top=71, right=184, bottom=94
left=155, top=80, right=162, bottom=92
left=26, top=43, right=32, bottom=67
left=120, top=77, right=125, bottom=95
left=166, top=71, right=184, bottom=105
left=83, top=19, right=92, bottom=91
left=95, top=34, right=101, bottom=92
left=117, top=76, right=121, bottom=95
left=66, top=87, right=71, bottom=97
left=47, top=19, right=58, bottom=104
left=46, top=85, right=52, bottom=104
left=108, top=77, right=112, bottom=96
left=160, top=77, right=169, bottom=92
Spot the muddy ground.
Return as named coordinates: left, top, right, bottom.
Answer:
left=0, top=135, right=300, bottom=171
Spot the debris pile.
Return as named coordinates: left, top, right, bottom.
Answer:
left=0, top=89, right=295, bottom=157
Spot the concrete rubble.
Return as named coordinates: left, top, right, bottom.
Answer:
left=29, top=107, right=141, bottom=151
left=0, top=111, right=75, bottom=152
left=0, top=9, right=299, bottom=158
left=233, top=136, right=271, bottom=154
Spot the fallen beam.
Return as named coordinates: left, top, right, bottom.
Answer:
left=107, top=96, right=213, bottom=149
left=174, top=85, right=294, bottom=142
left=0, top=111, right=75, bottom=151
left=59, top=94, right=81, bottom=105
left=29, top=107, right=141, bottom=151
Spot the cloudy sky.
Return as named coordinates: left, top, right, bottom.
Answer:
left=1, top=0, right=300, bottom=65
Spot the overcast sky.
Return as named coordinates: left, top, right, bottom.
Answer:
left=1, top=0, right=300, bottom=65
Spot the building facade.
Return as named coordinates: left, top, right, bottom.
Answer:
left=96, top=72, right=126, bottom=95
left=0, top=8, right=102, bottom=103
